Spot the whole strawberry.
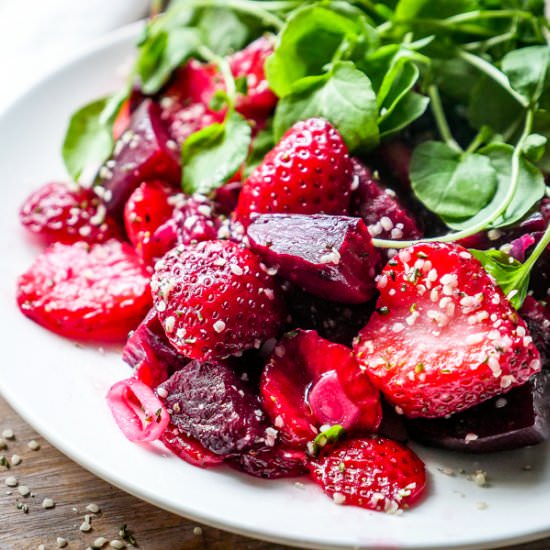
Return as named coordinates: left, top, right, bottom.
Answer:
left=354, top=243, right=541, bottom=418
left=308, top=437, right=426, bottom=512
left=152, top=240, right=284, bottom=360
left=20, top=181, right=121, bottom=245
left=235, top=118, right=353, bottom=224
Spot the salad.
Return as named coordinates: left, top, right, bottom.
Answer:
left=15, top=0, right=550, bottom=514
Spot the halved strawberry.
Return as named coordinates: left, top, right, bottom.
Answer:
left=260, top=330, right=381, bottom=448
left=19, top=182, right=121, bottom=245
left=308, top=437, right=426, bottom=512
left=17, top=240, right=151, bottom=341
left=354, top=243, right=541, bottom=418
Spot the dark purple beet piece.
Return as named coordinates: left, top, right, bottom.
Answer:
left=521, top=297, right=550, bottom=369
left=158, top=360, right=269, bottom=456
left=99, top=99, right=180, bottom=217
left=406, top=372, right=550, bottom=453
left=378, top=399, right=408, bottom=443
left=376, top=139, right=412, bottom=190
left=123, top=308, right=187, bottom=371
left=231, top=446, right=308, bottom=479
left=285, top=285, right=374, bottom=347
left=247, top=214, right=381, bottom=304
left=350, top=159, right=422, bottom=242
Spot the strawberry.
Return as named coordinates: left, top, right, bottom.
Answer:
left=17, top=240, right=151, bottom=341
left=235, top=118, right=353, bottom=224
left=19, top=182, right=121, bottom=245
left=308, top=437, right=426, bottom=512
left=354, top=243, right=542, bottom=418
left=123, top=180, right=176, bottom=264
left=229, top=36, right=277, bottom=120
left=151, top=240, right=284, bottom=360
left=260, top=330, right=381, bottom=448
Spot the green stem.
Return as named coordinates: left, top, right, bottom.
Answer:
left=428, top=85, right=462, bottom=152
left=444, top=9, right=534, bottom=25
left=372, top=109, right=535, bottom=249
left=197, top=45, right=237, bottom=103
left=522, top=222, right=550, bottom=272
left=458, top=50, right=529, bottom=108
left=465, top=128, right=488, bottom=154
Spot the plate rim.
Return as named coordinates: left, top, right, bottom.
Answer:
left=1, top=20, right=550, bottom=550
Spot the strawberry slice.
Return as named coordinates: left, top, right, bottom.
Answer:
left=260, top=330, right=381, bottom=448
left=123, top=180, right=176, bottom=265
left=308, top=437, right=426, bottom=512
left=354, top=243, right=541, bottom=418
left=235, top=118, right=353, bottom=224
left=19, top=181, right=121, bottom=245
left=17, top=240, right=151, bottom=341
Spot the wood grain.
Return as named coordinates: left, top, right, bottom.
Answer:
left=0, top=395, right=549, bottom=550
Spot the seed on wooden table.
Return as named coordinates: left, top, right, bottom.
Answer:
left=0, top=438, right=7, bottom=449
left=193, top=526, right=203, bottom=536
left=11, top=454, right=21, bottom=466
left=110, top=541, right=126, bottom=549
left=42, top=497, right=55, bottom=509
left=86, top=503, right=100, bottom=513
left=80, top=520, right=93, bottom=532
left=5, top=476, right=18, bottom=487
left=2, top=429, right=14, bottom=440
left=56, top=537, right=68, bottom=548
left=17, top=485, right=30, bottom=497
left=28, top=439, right=40, bottom=451
left=92, top=537, right=108, bottom=548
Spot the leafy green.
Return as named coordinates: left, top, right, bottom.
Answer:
left=273, top=62, right=379, bottom=151
left=394, top=0, right=479, bottom=21
left=501, top=45, right=550, bottom=104
left=137, top=27, right=200, bottom=94
left=266, top=5, right=366, bottom=97
left=480, top=143, right=546, bottom=228
left=379, top=90, right=429, bottom=138
left=182, top=111, right=251, bottom=194
left=62, top=96, right=119, bottom=181
left=410, top=141, right=498, bottom=222
left=470, top=249, right=530, bottom=309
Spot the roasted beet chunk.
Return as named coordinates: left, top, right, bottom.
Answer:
left=247, top=214, right=381, bottom=304
left=407, top=372, right=550, bottom=453
left=123, top=308, right=188, bottom=387
left=232, top=446, right=308, bottom=479
left=99, top=100, right=180, bottom=216
left=350, top=159, right=422, bottom=242
left=158, top=360, right=269, bottom=456
left=285, top=286, right=374, bottom=347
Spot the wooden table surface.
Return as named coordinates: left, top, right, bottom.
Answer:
left=1, top=396, right=549, bottom=550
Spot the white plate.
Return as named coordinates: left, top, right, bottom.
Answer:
left=1, top=22, right=550, bottom=550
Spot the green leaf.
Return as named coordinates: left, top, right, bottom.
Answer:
left=62, top=97, right=115, bottom=181
left=182, top=111, right=252, bottom=194
left=379, top=91, right=429, bottom=138
left=501, top=45, right=550, bottom=104
left=480, top=143, right=546, bottom=228
left=273, top=61, right=379, bottom=152
left=137, top=27, right=200, bottom=94
left=194, top=7, right=256, bottom=56
left=410, top=141, right=498, bottom=221
left=308, top=425, right=346, bottom=457
left=523, top=133, right=547, bottom=163
left=468, top=74, right=523, bottom=134
left=243, top=121, right=275, bottom=178
left=266, top=5, right=365, bottom=98
left=469, top=249, right=529, bottom=309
